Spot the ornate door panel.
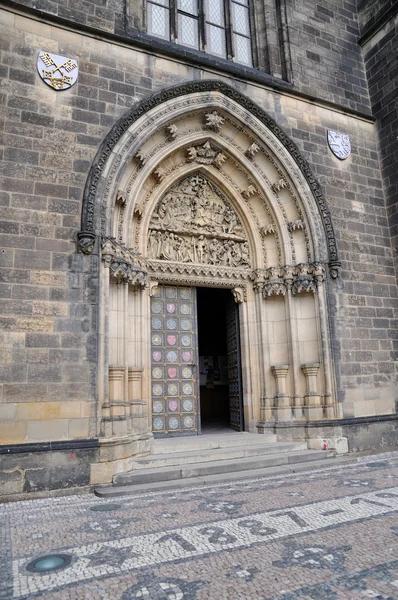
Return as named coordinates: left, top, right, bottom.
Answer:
left=226, top=297, right=244, bottom=431
left=151, top=285, right=200, bottom=437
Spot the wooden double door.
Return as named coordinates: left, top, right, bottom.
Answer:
left=150, top=285, right=244, bottom=437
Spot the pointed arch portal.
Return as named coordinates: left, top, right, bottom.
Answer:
left=79, top=81, right=342, bottom=471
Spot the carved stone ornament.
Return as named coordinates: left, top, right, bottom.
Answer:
left=260, top=224, right=275, bottom=236
left=116, top=190, right=127, bottom=206
left=242, top=185, right=257, bottom=199
left=272, top=178, right=288, bottom=193
left=147, top=173, right=251, bottom=273
left=186, top=141, right=227, bottom=168
left=204, top=111, right=225, bottom=132
left=37, top=51, right=78, bottom=91
left=327, top=130, right=351, bottom=160
left=287, top=219, right=304, bottom=233
left=77, top=231, right=96, bottom=255
left=135, top=151, right=146, bottom=167
left=328, top=260, right=341, bottom=279
left=232, top=287, right=246, bottom=303
left=101, top=237, right=148, bottom=288
left=166, top=123, right=178, bottom=140
left=245, top=142, right=260, bottom=159
left=81, top=81, right=340, bottom=274
left=260, top=262, right=326, bottom=298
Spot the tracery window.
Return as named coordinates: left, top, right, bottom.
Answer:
left=147, top=0, right=253, bottom=66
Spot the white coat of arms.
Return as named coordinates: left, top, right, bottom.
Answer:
left=37, top=51, right=78, bottom=90
left=327, top=130, right=351, bottom=160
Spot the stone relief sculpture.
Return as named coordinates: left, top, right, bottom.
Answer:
left=147, top=174, right=251, bottom=269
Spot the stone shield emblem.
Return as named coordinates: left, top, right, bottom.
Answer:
left=37, top=51, right=78, bottom=90
left=327, top=130, right=351, bottom=160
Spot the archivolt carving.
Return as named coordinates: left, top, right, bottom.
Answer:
left=101, top=237, right=148, bottom=288
left=186, top=141, right=227, bottom=168
left=147, top=173, right=251, bottom=270
left=81, top=80, right=339, bottom=275
left=258, top=262, right=326, bottom=297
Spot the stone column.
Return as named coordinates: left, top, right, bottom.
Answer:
left=128, top=367, right=146, bottom=433
left=271, top=364, right=291, bottom=421
left=107, top=366, right=128, bottom=435
left=301, top=363, right=323, bottom=420
left=315, top=272, right=337, bottom=418
left=284, top=266, right=303, bottom=419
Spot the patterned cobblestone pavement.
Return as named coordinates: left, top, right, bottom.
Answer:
left=1, top=452, right=398, bottom=599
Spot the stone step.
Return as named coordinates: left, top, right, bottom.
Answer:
left=131, top=441, right=307, bottom=470
left=151, top=432, right=277, bottom=454
left=113, top=449, right=334, bottom=486
left=95, top=455, right=353, bottom=498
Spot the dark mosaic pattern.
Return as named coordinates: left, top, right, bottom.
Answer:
left=0, top=452, right=398, bottom=599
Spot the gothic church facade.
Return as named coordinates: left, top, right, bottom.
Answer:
left=0, top=0, right=397, bottom=496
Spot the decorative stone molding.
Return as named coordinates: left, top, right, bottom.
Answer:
left=135, top=151, right=146, bottom=167
left=153, top=166, right=167, bottom=183
left=232, top=286, right=246, bottom=303
left=148, top=260, right=251, bottom=282
left=260, top=262, right=326, bottom=297
left=77, top=231, right=96, bottom=255
left=148, top=281, right=159, bottom=297
left=166, top=123, right=178, bottom=140
left=101, top=237, right=148, bottom=288
left=271, top=178, right=288, bottom=193
left=245, top=142, right=260, bottom=159
left=186, top=141, right=227, bottom=167
left=260, top=224, right=275, bottom=236
left=242, top=185, right=257, bottom=199
left=287, top=219, right=304, bottom=233
left=116, top=190, right=127, bottom=206
left=204, top=110, right=225, bottom=132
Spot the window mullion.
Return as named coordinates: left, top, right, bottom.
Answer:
left=225, top=0, right=233, bottom=60
left=198, top=0, right=205, bottom=52
left=170, top=0, right=177, bottom=42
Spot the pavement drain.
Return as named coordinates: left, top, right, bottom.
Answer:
left=89, top=504, right=122, bottom=512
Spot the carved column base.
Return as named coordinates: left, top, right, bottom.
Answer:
left=259, top=395, right=274, bottom=423
left=128, top=367, right=147, bottom=433
left=274, top=394, right=292, bottom=422
left=293, top=395, right=304, bottom=420
left=271, top=365, right=290, bottom=422
left=301, top=363, right=323, bottom=421
left=107, top=367, right=128, bottom=436
left=303, top=393, right=324, bottom=420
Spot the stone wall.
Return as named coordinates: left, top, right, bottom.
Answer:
left=358, top=5, right=398, bottom=278
left=8, top=0, right=372, bottom=115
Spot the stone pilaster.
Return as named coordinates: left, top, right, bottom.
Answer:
left=271, top=365, right=291, bottom=421
left=301, top=363, right=322, bottom=420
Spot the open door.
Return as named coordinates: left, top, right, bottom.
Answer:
left=226, top=295, right=244, bottom=431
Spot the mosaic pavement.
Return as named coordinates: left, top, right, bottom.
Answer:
left=1, top=452, right=398, bottom=599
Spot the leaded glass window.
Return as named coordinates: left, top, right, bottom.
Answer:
left=147, top=0, right=253, bottom=66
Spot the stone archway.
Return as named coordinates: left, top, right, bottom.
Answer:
left=79, top=81, right=341, bottom=482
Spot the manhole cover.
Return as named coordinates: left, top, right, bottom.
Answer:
left=367, top=461, right=388, bottom=468
left=26, top=554, right=73, bottom=573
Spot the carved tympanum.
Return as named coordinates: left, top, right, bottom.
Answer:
left=147, top=173, right=250, bottom=269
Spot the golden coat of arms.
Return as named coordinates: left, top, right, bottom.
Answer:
left=37, top=51, right=78, bottom=90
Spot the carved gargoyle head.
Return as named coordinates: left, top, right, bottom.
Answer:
left=77, top=231, right=96, bottom=255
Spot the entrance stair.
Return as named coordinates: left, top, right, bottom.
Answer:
left=94, top=432, right=352, bottom=498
